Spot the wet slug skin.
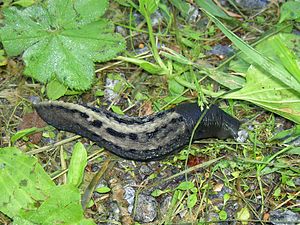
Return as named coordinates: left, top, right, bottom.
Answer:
left=34, top=101, right=240, bottom=161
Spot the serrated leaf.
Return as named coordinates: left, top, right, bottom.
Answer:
left=0, top=147, right=96, bottom=224
left=0, top=147, right=55, bottom=218
left=67, top=142, right=88, bottom=188
left=19, top=184, right=96, bottom=225
left=0, top=0, right=125, bottom=90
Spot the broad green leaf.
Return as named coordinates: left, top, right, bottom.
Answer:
left=225, top=66, right=300, bottom=124
left=11, top=127, right=40, bottom=143
left=207, top=70, right=245, bottom=90
left=46, top=79, right=67, bottom=100
left=204, top=10, right=300, bottom=95
left=187, top=193, right=197, bottom=208
left=67, top=142, right=88, bottom=187
left=287, top=147, right=300, bottom=155
left=279, top=1, right=300, bottom=23
left=0, top=147, right=95, bottom=224
left=236, top=206, right=250, bottom=224
left=0, top=147, right=55, bottom=218
left=0, top=0, right=125, bottom=90
left=19, top=184, right=96, bottom=225
left=176, top=181, right=194, bottom=190
left=168, top=78, right=185, bottom=95
left=195, top=0, right=232, bottom=20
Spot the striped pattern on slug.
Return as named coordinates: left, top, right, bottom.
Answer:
left=34, top=101, right=240, bottom=161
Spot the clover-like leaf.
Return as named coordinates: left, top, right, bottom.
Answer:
left=0, top=0, right=126, bottom=90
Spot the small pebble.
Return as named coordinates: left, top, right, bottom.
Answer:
left=124, top=186, right=135, bottom=214
left=270, top=209, right=300, bottom=225
left=236, top=129, right=248, bottom=143
left=235, top=0, right=268, bottom=10
left=134, top=194, right=158, bottom=223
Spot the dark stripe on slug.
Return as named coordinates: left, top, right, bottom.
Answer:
left=128, top=133, right=138, bottom=141
left=80, top=112, right=89, bottom=119
left=106, top=127, right=127, bottom=139
left=90, top=120, right=102, bottom=128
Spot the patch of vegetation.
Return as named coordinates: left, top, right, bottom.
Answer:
left=0, top=0, right=125, bottom=94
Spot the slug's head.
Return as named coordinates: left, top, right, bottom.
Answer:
left=194, top=105, right=240, bottom=140
left=175, top=103, right=240, bottom=140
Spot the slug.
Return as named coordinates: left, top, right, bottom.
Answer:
left=34, top=101, right=240, bottom=161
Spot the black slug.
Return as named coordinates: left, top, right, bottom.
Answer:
left=34, top=101, right=240, bottom=161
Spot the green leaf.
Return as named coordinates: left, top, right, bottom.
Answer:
left=117, top=56, right=167, bottom=75
left=219, top=210, right=227, bottom=220
left=0, top=49, right=8, bottom=66
left=95, top=186, right=111, bottom=194
left=204, top=10, right=300, bottom=95
left=187, top=193, right=197, bottom=208
left=269, top=35, right=300, bottom=83
left=168, top=78, right=185, bottom=95
left=236, top=206, right=250, bottom=224
left=169, top=0, right=190, bottom=18
left=287, top=147, right=300, bottom=155
left=223, top=193, right=230, bottom=204
left=273, top=187, right=281, bottom=198
left=176, top=181, right=194, bottom=190
left=225, top=66, right=300, bottom=124
left=19, top=184, right=96, bottom=225
left=207, top=70, right=245, bottom=90
left=0, top=0, right=125, bottom=90
left=0, top=147, right=95, bottom=224
left=270, top=125, right=300, bottom=143
left=139, top=0, right=159, bottom=16
left=195, top=0, right=232, bottom=20
left=279, top=1, right=300, bottom=23
left=0, top=147, right=55, bottom=218
left=67, top=142, right=88, bottom=188
left=161, top=47, right=194, bottom=65
left=11, top=127, right=40, bottom=143
left=46, top=79, right=67, bottom=100
left=12, top=0, right=35, bottom=7
left=111, top=105, right=125, bottom=115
